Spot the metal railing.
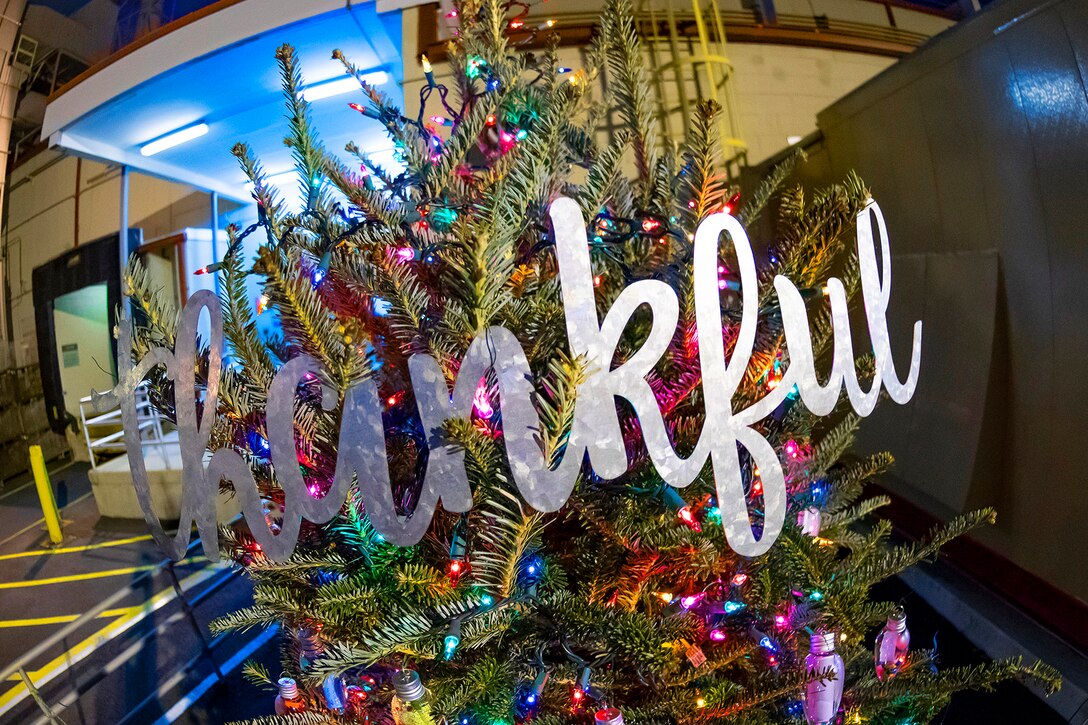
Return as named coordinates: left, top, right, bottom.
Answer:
left=510, top=8, right=931, bottom=51
left=79, top=383, right=170, bottom=469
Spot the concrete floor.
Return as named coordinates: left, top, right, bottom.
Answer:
left=0, top=462, right=265, bottom=724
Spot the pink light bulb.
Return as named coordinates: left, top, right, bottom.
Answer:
left=472, top=380, right=494, bottom=417
left=395, top=247, right=415, bottom=262
left=709, top=629, right=727, bottom=642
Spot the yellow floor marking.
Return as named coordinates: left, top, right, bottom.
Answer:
left=0, top=605, right=147, bottom=629
left=0, top=534, right=154, bottom=562
left=0, top=564, right=226, bottom=714
left=0, top=614, right=82, bottom=628
left=0, top=556, right=206, bottom=589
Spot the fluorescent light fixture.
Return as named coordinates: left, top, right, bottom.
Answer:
left=298, top=70, right=390, bottom=102
left=786, top=135, right=803, bottom=145
left=140, top=122, right=209, bottom=156
left=264, top=170, right=299, bottom=187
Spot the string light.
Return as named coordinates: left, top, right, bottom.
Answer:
left=313, top=248, right=332, bottom=287
left=421, top=54, right=436, bottom=88
left=709, top=629, right=727, bottom=642
left=448, top=558, right=469, bottom=581
left=443, top=618, right=462, bottom=659
left=732, top=573, right=748, bottom=586
left=472, top=379, right=494, bottom=417
left=677, top=505, right=702, bottom=532
left=373, top=297, right=393, bottom=316
left=248, top=430, right=271, bottom=457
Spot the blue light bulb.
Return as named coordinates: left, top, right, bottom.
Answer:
left=373, top=297, right=392, bottom=316
left=443, top=634, right=460, bottom=659
left=248, top=430, right=270, bottom=456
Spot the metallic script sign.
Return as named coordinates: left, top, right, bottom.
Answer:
left=96, top=197, right=920, bottom=562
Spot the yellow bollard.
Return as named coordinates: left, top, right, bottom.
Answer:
left=28, top=445, right=63, bottom=546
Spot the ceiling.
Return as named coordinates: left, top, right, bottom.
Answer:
left=41, top=0, right=404, bottom=202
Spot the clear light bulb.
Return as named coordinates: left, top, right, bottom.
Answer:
left=803, top=631, right=844, bottom=725
left=874, top=607, right=910, bottom=680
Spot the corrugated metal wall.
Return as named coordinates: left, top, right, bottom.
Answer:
left=799, top=0, right=1088, bottom=601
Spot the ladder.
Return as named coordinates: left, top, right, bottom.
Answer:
left=638, top=0, right=748, bottom=178
left=79, top=383, right=170, bottom=469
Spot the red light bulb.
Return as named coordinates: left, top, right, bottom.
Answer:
left=677, top=506, right=702, bottom=532
left=448, top=558, right=470, bottom=582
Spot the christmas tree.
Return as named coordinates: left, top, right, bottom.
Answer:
left=120, top=0, right=1059, bottom=721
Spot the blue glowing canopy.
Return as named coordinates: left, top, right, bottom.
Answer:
left=42, top=0, right=404, bottom=202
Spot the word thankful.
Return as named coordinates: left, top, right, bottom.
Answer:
left=100, top=197, right=920, bottom=562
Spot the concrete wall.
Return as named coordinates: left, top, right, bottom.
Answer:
left=24, top=1, right=119, bottom=64
left=799, top=0, right=1088, bottom=601
left=408, top=0, right=947, bottom=165
left=730, top=44, right=895, bottom=163
left=3, top=150, right=209, bottom=368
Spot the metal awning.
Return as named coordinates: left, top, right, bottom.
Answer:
left=41, top=0, right=405, bottom=202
